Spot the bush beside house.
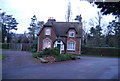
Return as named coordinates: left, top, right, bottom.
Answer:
left=32, top=48, right=80, bottom=63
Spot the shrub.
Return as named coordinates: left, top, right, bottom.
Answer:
left=32, top=48, right=79, bottom=62
left=50, top=47, right=60, bottom=56
left=32, top=53, right=39, bottom=58
left=32, top=47, right=60, bottom=58
left=31, top=43, right=37, bottom=52
left=82, top=46, right=119, bottom=56
left=43, top=48, right=51, bottom=55
left=1, top=43, right=10, bottom=49
left=42, top=47, right=60, bottom=56
left=55, top=54, right=74, bottom=61
left=32, top=52, right=43, bottom=58
left=31, top=48, right=37, bottom=52
left=55, top=54, right=65, bottom=61
left=63, top=54, right=72, bottom=60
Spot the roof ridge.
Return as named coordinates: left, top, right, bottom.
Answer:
left=56, top=22, right=79, bottom=23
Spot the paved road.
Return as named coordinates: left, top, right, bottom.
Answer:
left=2, top=51, right=119, bottom=79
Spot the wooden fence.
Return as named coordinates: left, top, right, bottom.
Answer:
left=10, top=43, right=33, bottom=51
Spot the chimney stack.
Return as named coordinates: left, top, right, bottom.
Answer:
left=48, top=17, right=56, bottom=22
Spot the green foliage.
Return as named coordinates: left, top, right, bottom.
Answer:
left=80, top=54, right=119, bottom=58
left=43, top=48, right=60, bottom=56
left=107, top=20, right=120, bottom=48
left=1, top=12, right=18, bottom=43
left=31, top=48, right=37, bottom=52
left=42, top=48, right=51, bottom=55
left=90, top=27, right=95, bottom=36
left=32, top=47, right=60, bottom=58
left=82, top=46, right=119, bottom=56
left=1, top=43, right=10, bottom=49
left=32, top=47, right=79, bottom=62
left=32, top=52, right=43, bottom=58
left=89, top=25, right=102, bottom=45
left=31, top=41, right=37, bottom=52
left=0, top=54, right=5, bottom=60
left=0, top=54, right=2, bottom=60
left=95, top=2, right=119, bottom=15
left=28, top=15, right=44, bottom=40
left=90, top=25, right=102, bottom=37
left=82, top=44, right=110, bottom=47
left=55, top=54, right=76, bottom=61
left=50, top=47, right=60, bottom=56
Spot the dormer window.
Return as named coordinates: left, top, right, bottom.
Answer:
left=45, top=28, right=51, bottom=35
left=69, top=30, right=75, bottom=37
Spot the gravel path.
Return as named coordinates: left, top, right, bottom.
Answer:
left=2, top=51, right=119, bottom=79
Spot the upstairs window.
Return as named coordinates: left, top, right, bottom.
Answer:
left=45, top=28, right=51, bottom=35
left=69, top=30, right=75, bottom=37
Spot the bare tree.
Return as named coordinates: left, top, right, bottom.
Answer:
left=65, top=0, right=72, bottom=22
left=89, top=11, right=103, bottom=45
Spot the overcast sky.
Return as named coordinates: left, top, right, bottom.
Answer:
left=0, top=0, right=115, bottom=34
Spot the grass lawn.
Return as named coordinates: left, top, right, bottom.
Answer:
left=0, top=49, right=20, bottom=51
left=0, top=54, right=2, bottom=60
left=0, top=54, right=5, bottom=60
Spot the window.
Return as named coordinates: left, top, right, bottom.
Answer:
left=43, top=38, right=51, bottom=49
left=45, top=28, right=51, bottom=35
left=67, top=42, right=75, bottom=50
left=69, top=30, right=75, bottom=37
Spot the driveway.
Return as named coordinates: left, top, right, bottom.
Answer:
left=2, top=51, right=119, bottom=79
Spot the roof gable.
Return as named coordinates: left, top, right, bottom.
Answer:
left=38, top=19, right=82, bottom=37
left=53, top=22, right=81, bottom=37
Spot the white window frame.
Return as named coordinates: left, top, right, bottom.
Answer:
left=43, top=38, right=51, bottom=49
left=69, top=30, right=75, bottom=37
left=67, top=42, right=76, bottom=50
left=61, top=44, right=64, bottom=50
left=45, top=28, right=51, bottom=35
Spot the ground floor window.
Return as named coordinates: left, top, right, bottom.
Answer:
left=67, top=42, right=75, bottom=50
left=43, top=38, right=51, bottom=49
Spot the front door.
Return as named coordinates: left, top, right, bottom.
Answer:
left=54, top=40, right=64, bottom=54
left=57, top=44, right=60, bottom=53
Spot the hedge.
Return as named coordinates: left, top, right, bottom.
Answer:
left=82, top=47, right=120, bottom=56
left=1, top=43, right=10, bottom=49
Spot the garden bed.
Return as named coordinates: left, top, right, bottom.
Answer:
left=32, top=48, right=80, bottom=63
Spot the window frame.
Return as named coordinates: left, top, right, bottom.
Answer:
left=45, top=28, right=51, bottom=36
left=43, top=38, right=51, bottom=49
left=69, top=30, right=75, bottom=37
left=61, top=44, right=64, bottom=50
left=67, top=42, right=76, bottom=51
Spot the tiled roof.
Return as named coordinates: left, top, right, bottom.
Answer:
left=43, top=19, right=82, bottom=37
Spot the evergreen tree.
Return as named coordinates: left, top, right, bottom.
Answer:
left=0, top=10, right=18, bottom=43
left=28, top=15, right=44, bottom=41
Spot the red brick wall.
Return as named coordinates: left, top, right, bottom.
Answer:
left=37, top=26, right=57, bottom=52
left=38, top=27, right=81, bottom=54
left=66, top=29, right=81, bottom=54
